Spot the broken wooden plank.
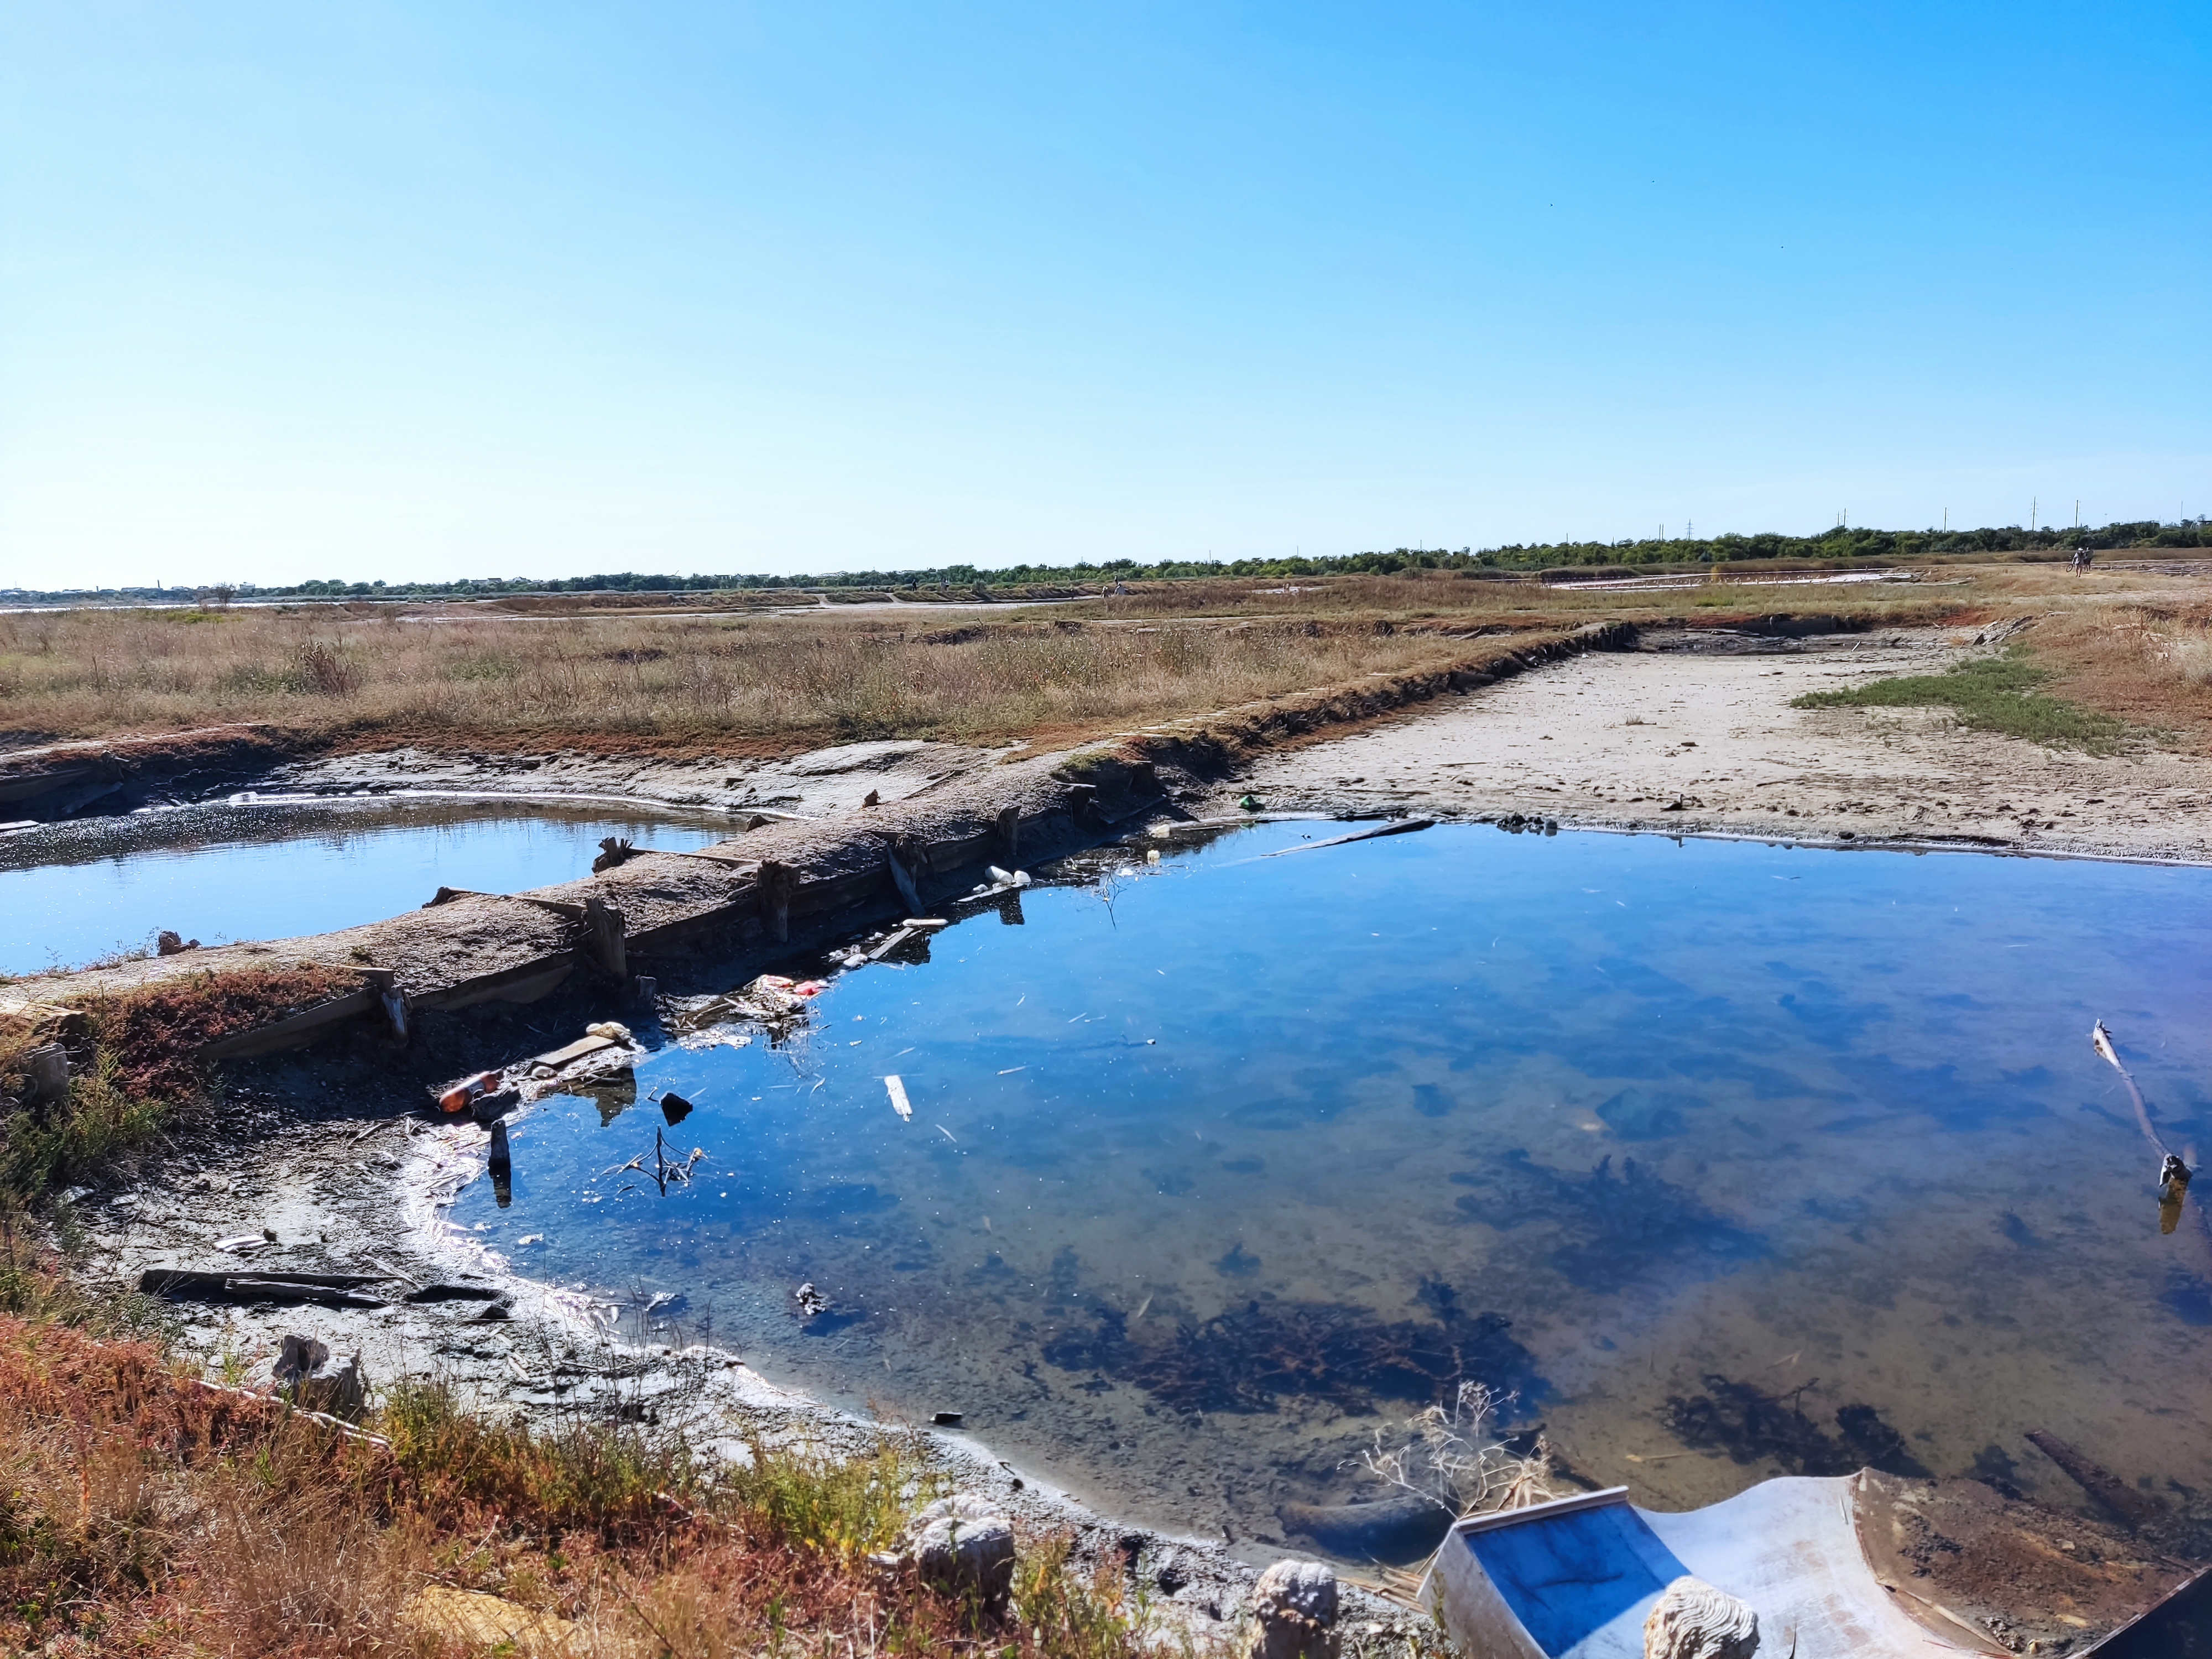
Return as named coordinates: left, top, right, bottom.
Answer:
left=413, top=955, right=577, bottom=1012
left=196, top=989, right=380, bottom=1061
left=2026, top=1430, right=2166, bottom=1531
left=867, top=928, right=919, bottom=962
left=534, top=1033, right=619, bottom=1068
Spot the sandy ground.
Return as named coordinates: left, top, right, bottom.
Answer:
left=1213, top=627, right=2212, bottom=863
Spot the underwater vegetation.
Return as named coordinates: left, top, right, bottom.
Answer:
left=1450, top=1151, right=1764, bottom=1290
left=1040, top=1277, right=1543, bottom=1416
left=1663, top=1374, right=1929, bottom=1478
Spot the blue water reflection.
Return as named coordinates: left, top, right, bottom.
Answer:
left=0, top=801, right=729, bottom=971
left=455, top=823, right=2212, bottom=1543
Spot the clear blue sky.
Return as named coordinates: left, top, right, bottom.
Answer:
left=2, top=3, right=2206, bottom=588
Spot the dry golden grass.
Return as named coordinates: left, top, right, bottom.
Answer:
left=0, top=572, right=1979, bottom=754
left=0, top=1310, right=1239, bottom=1658
left=0, top=601, right=1545, bottom=752
left=2021, top=597, right=2212, bottom=751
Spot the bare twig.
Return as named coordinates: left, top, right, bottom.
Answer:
left=1351, top=1380, right=1557, bottom=1519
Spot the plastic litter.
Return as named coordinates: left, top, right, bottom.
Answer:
left=438, top=1071, right=500, bottom=1114
left=585, top=1020, right=632, bottom=1042
left=884, top=1075, right=914, bottom=1121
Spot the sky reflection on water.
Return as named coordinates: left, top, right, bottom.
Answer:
left=449, top=822, right=2212, bottom=1545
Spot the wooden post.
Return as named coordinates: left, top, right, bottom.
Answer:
left=995, top=805, right=1020, bottom=860
left=582, top=897, right=627, bottom=979
left=885, top=844, right=922, bottom=914
left=379, top=988, right=409, bottom=1045
left=757, top=861, right=796, bottom=943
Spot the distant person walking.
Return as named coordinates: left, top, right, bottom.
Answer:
left=2070, top=546, right=2094, bottom=573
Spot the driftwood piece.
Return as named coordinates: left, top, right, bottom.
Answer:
left=142, top=1268, right=388, bottom=1293
left=139, top=1270, right=389, bottom=1308
left=2026, top=1430, right=2166, bottom=1531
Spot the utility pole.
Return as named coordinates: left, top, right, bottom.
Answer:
left=2031, top=497, right=2037, bottom=532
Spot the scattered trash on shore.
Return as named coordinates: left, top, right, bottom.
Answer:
left=439, top=1070, right=500, bottom=1115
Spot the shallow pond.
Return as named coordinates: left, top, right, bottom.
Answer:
left=450, top=821, right=2212, bottom=1553
left=0, top=799, right=732, bottom=973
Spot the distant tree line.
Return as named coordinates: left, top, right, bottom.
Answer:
left=6, top=518, right=2206, bottom=604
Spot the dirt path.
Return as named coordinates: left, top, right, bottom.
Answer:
left=1215, top=627, right=2212, bottom=863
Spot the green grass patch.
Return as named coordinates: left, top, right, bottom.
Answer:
left=1792, top=653, right=2124, bottom=752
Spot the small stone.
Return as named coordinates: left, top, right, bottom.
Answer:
left=272, top=1334, right=367, bottom=1421
left=1642, top=1575, right=1759, bottom=1659
left=904, top=1494, right=1016, bottom=1607
left=1242, top=1559, right=1340, bottom=1659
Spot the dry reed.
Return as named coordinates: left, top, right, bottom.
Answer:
left=0, top=567, right=1975, bottom=753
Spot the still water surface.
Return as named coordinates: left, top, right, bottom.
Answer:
left=445, top=821, right=2205, bottom=1547
left=0, top=800, right=730, bottom=972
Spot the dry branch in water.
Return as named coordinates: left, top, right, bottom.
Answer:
left=1353, top=1380, right=1558, bottom=1518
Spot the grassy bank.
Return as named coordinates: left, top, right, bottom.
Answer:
left=1791, top=651, right=2129, bottom=752
left=0, top=1307, right=1239, bottom=1657
left=0, top=966, right=361, bottom=1235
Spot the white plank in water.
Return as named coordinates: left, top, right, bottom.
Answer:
left=883, top=1075, right=913, bottom=1121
